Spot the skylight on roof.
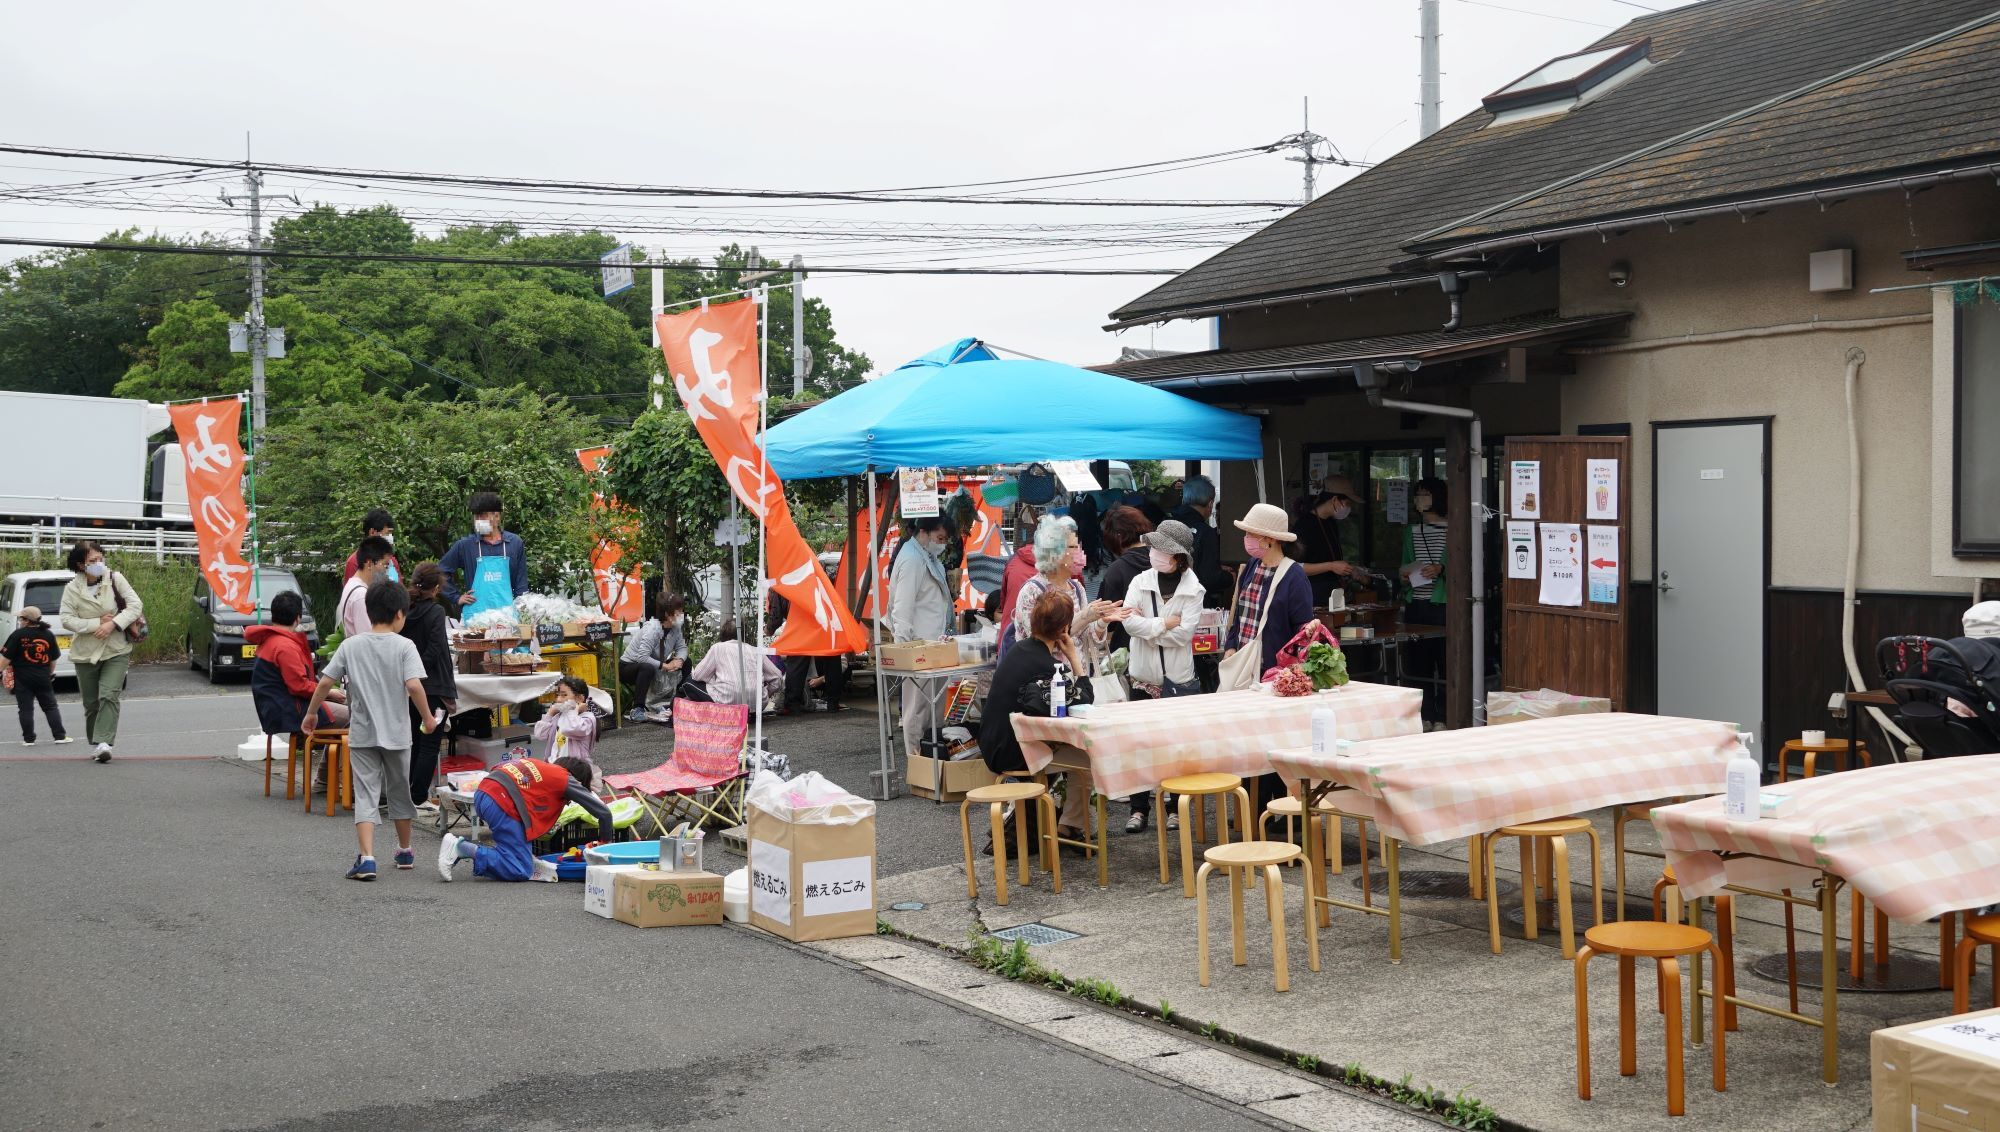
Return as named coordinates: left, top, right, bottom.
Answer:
left=1483, top=38, right=1651, bottom=122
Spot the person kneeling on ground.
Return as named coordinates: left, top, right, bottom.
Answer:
left=437, top=755, right=610, bottom=883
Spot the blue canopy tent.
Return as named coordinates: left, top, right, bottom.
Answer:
left=762, top=339, right=1266, bottom=798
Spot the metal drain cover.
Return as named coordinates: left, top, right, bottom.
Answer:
left=1750, top=950, right=1954, bottom=994
left=989, top=923, right=1082, bottom=946
left=1498, top=895, right=1656, bottom=929
left=1350, top=869, right=1514, bottom=901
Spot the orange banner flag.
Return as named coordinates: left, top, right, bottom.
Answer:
left=834, top=481, right=897, bottom=620
left=656, top=299, right=868, bottom=656
left=576, top=445, right=646, bottom=623
left=169, top=398, right=255, bottom=615
left=956, top=483, right=1005, bottom=612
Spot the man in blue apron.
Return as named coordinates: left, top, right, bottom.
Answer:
left=439, top=491, right=527, bottom=617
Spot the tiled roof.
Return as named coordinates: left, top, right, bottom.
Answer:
left=1094, top=312, right=1630, bottom=383
left=1110, top=0, right=2000, bottom=322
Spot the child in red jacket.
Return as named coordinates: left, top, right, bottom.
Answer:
left=437, top=755, right=611, bottom=883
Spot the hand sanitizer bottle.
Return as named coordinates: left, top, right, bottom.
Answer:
left=1051, top=664, right=1069, bottom=719
left=1311, top=705, right=1338, bottom=755
left=1724, top=731, right=1760, bottom=823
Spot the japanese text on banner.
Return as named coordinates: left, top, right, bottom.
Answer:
left=656, top=299, right=868, bottom=656
left=169, top=399, right=255, bottom=614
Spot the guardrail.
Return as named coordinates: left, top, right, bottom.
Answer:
left=0, top=523, right=201, bottom=563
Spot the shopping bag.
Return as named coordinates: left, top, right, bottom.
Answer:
left=1274, top=620, right=1341, bottom=670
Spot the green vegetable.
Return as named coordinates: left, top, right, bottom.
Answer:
left=1302, top=641, right=1349, bottom=690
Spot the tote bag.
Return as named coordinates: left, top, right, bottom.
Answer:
left=1216, top=559, right=1293, bottom=692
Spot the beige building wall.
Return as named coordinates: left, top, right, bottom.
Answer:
left=1557, top=182, right=1998, bottom=594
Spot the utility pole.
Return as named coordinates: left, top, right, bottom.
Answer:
left=1419, top=0, right=1442, bottom=139
left=245, top=164, right=267, bottom=438
left=790, top=255, right=806, bottom=397
left=1283, top=98, right=1335, bottom=205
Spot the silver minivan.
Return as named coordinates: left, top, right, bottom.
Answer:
left=0, top=570, right=83, bottom=680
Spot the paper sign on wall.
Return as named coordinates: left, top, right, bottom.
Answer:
left=898, top=467, right=940, bottom=517
left=1587, top=525, right=1620, bottom=604
left=749, top=839, right=791, bottom=925
left=1309, top=452, right=1330, bottom=490
left=1511, top=461, right=1542, bottom=518
left=1385, top=480, right=1410, bottom=525
left=801, top=855, right=873, bottom=917
left=1049, top=460, right=1100, bottom=493
left=1507, top=521, right=1537, bottom=580
left=1586, top=458, right=1619, bottom=521
left=1539, top=523, right=1583, bottom=607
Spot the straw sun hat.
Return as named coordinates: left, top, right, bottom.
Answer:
left=1233, top=503, right=1296, bottom=542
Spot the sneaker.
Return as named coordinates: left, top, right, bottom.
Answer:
left=414, top=801, right=440, bottom=816
left=1124, top=811, right=1147, bottom=835
left=52, top=737, right=73, bottom=745
left=93, top=743, right=112, bottom=764
left=647, top=708, right=673, bottom=725
left=624, top=708, right=650, bottom=724
left=437, top=834, right=463, bottom=882
left=1165, top=811, right=1179, bottom=832
left=346, top=856, right=377, bottom=881
left=393, top=849, right=415, bottom=870
left=20, top=738, right=33, bottom=746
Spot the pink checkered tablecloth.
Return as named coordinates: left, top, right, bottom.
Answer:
left=1654, top=754, right=2000, bottom=923
left=1269, top=712, right=1744, bottom=847
left=1010, top=683, right=1422, bottom=801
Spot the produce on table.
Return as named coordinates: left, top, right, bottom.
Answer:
left=1269, top=665, right=1315, bottom=697
left=1302, top=641, right=1350, bottom=690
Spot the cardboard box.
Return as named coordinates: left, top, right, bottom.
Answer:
left=1873, top=1007, right=2000, bottom=1132
left=584, top=864, right=647, bottom=919
left=611, top=869, right=724, bottom=928
left=748, top=801, right=877, bottom=942
left=907, top=749, right=997, bottom=801
left=878, top=640, right=960, bottom=672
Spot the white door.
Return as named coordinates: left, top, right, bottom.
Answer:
left=1655, top=422, right=1766, bottom=742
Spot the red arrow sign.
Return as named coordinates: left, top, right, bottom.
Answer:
left=1589, top=557, right=1617, bottom=570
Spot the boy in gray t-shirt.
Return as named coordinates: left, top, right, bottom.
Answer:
left=303, top=580, right=438, bottom=881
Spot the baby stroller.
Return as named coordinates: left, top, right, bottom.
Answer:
left=1875, top=635, right=2000, bottom=758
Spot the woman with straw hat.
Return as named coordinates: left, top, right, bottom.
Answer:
left=1218, top=503, right=1314, bottom=691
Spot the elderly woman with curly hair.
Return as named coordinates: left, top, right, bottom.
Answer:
left=1008, top=514, right=1121, bottom=672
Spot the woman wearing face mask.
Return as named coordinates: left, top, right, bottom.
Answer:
left=1295, top=478, right=1363, bottom=608
left=1010, top=514, right=1122, bottom=666
left=619, top=593, right=688, bottom=724
left=58, top=540, right=144, bottom=763
left=1118, top=519, right=1206, bottom=833
left=1093, top=506, right=1155, bottom=656
left=891, top=516, right=959, bottom=758
left=1399, top=478, right=1449, bottom=627
left=1222, top=504, right=1314, bottom=687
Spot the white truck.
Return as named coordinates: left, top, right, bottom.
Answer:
left=0, top=391, right=189, bottom=526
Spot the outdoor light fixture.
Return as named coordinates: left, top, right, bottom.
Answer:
left=1609, top=261, right=1632, bottom=287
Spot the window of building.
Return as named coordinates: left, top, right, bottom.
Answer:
left=1483, top=38, right=1651, bottom=124
left=1955, top=299, right=2000, bottom=554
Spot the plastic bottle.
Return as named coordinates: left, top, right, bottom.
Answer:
left=1311, top=705, right=1338, bottom=755
left=1723, top=731, right=1760, bottom=823
left=1051, top=664, right=1069, bottom=719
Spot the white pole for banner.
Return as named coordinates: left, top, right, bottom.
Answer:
left=867, top=468, right=892, bottom=800
left=1254, top=457, right=1268, bottom=505
left=754, top=283, right=769, bottom=755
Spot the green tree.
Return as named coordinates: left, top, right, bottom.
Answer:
left=255, top=389, right=605, bottom=596
left=114, top=295, right=407, bottom=404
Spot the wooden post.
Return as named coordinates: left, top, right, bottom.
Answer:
left=1445, top=413, right=1474, bottom=729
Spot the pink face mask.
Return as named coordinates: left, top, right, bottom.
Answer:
left=1066, top=548, right=1086, bottom=575
left=1148, top=549, right=1177, bottom=572
left=1242, top=535, right=1267, bottom=558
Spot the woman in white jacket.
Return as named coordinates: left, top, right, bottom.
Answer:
left=1119, top=519, right=1205, bottom=832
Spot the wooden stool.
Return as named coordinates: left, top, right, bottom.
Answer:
left=302, top=730, right=351, bottom=816
left=1952, top=914, right=2000, bottom=1016
left=1576, top=921, right=1726, bottom=1117
left=1613, top=799, right=1684, bottom=921
left=1261, top=795, right=1355, bottom=876
left=960, top=782, right=1060, bottom=907
left=269, top=732, right=305, bottom=800
left=1157, top=772, right=1252, bottom=898
left=1776, top=738, right=1868, bottom=783
left=1196, top=841, right=1319, bottom=992
left=1485, top=817, right=1602, bottom=959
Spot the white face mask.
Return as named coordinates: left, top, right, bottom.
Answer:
left=84, top=560, right=107, bottom=579
left=473, top=519, right=494, bottom=537
left=381, top=533, right=395, bottom=547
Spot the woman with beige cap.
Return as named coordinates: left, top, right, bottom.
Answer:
left=1219, top=503, right=1314, bottom=691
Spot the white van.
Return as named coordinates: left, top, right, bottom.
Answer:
left=0, top=570, right=82, bottom=680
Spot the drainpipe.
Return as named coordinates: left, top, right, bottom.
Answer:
left=1358, top=363, right=1486, bottom=724
left=1439, top=272, right=1463, bottom=332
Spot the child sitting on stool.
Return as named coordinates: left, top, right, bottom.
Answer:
left=532, top=675, right=600, bottom=791
left=437, top=755, right=610, bottom=883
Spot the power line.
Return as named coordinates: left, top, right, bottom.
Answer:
left=0, top=142, right=1296, bottom=209
left=1447, top=0, right=1615, bottom=28
left=0, top=236, right=1190, bottom=275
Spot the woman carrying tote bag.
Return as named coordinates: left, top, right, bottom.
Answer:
left=1217, top=504, right=1314, bottom=691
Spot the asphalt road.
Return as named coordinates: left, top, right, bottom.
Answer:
left=0, top=666, right=1281, bottom=1132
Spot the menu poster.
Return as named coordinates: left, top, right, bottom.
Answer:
left=1586, top=458, right=1619, bottom=521
left=1049, top=460, right=1100, bottom=493
left=1506, top=521, right=1537, bottom=580
left=898, top=467, right=940, bottom=517
left=1511, top=460, right=1542, bottom=519
left=1385, top=480, right=1410, bottom=525
left=1587, top=525, right=1620, bottom=604
left=1309, top=451, right=1330, bottom=491
left=1538, top=523, right=1583, bottom=607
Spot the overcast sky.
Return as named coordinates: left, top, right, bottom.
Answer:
left=1, top=0, right=1688, bottom=375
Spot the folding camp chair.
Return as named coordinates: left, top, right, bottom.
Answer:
left=603, top=698, right=750, bottom=834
